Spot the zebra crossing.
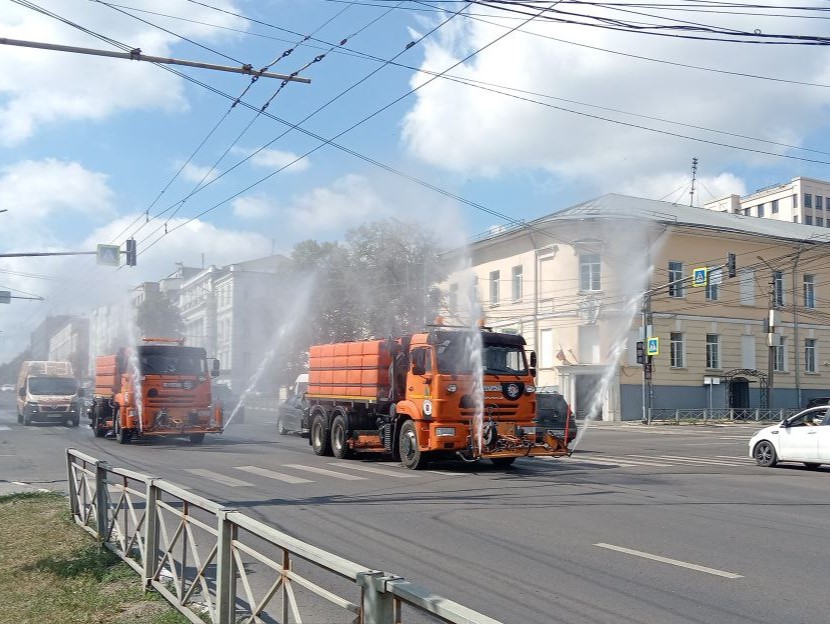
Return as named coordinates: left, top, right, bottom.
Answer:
left=181, top=453, right=758, bottom=488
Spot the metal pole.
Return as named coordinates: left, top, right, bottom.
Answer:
left=215, top=508, right=237, bottom=624
left=768, top=274, right=776, bottom=409
left=95, top=460, right=109, bottom=542
left=0, top=37, right=311, bottom=83
left=792, top=248, right=802, bottom=407
left=143, top=479, right=159, bottom=589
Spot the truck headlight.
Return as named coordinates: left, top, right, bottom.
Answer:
left=446, top=384, right=458, bottom=394
left=435, top=427, right=456, bottom=437
left=525, top=385, right=536, bottom=394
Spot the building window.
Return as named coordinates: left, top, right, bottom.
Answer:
left=774, top=271, right=784, bottom=307
left=579, top=254, right=601, bottom=291
left=805, top=339, right=817, bottom=373
left=817, top=196, right=824, bottom=210
left=670, top=333, right=684, bottom=368
left=705, top=268, right=721, bottom=301
left=804, top=193, right=813, bottom=208
left=792, top=194, right=798, bottom=209
left=668, top=261, right=684, bottom=297
left=743, top=207, right=751, bottom=217
left=706, top=334, right=720, bottom=369
left=805, top=215, right=813, bottom=225
left=740, top=269, right=755, bottom=305
left=511, top=265, right=523, bottom=301
left=489, top=270, right=500, bottom=306
left=818, top=218, right=825, bottom=227
left=774, top=337, right=786, bottom=372
left=771, top=199, right=779, bottom=214
left=803, top=275, right=815, bottom=309
left=757, top=203, right=765, bottom=218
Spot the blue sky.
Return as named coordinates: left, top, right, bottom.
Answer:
left=1, top=0, right=829, bottom=361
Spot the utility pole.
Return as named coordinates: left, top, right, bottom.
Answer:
left=792, top=247, right=803, bottom=407
left=689, top=157, right=698, bottom=206
left=641, top=291, right=652, bottom=424
left=758, top=256, right=777, bottom=409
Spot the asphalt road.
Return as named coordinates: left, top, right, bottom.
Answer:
left=1, top=390, right=827, bottom=624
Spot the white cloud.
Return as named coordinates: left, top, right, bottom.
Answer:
left=618, top=172, right=747, bottom=205
left=401, top=7, right=830, bottom=191
left=286, top=175, right=386, bottom=230
left=231, top=147, right=311, bottom=173
left=178, top=162, right=220, bottom=184
left=232, top=195, right=276, bottom=219
left=0, top=1, right=245, bottom=145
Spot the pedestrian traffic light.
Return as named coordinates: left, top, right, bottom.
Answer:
left=636, top=340, right=645, bottom=364
left=727, top=252, right=736, bottom=278
left=125, top=238, right=137, bottom=267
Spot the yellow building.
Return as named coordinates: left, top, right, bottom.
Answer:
left=446, top=194, right=830, bottom=421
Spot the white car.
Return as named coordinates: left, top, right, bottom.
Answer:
left=749, top=406, right=830, bottom=469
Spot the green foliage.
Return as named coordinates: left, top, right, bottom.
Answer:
left=135, top=295, right=184, bottom=339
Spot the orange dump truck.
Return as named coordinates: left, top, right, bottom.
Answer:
left=306, top=322, right=570, bottom=469
left=90, top=338, right=222, bottom=444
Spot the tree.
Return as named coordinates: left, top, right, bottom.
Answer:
left=134, top=295, right=184, bottom=339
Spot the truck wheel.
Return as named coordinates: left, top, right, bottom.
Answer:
left=92, top=411, right=106, bottom=437
left=276, top=416, right=288, bottom=435
left=189, top=433, right=205, bottom=445
left=115, top=411, right=131, bottom=445
left=331, top=414, right=352, bottom=459
left=311, top=413, right=332, bottom=456
left=399, top=420, right=427, bottom=470
left=23, top=411, right=32, bottom=426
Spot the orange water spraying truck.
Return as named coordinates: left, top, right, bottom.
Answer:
left=90, top=337, right=222, bottom=444
left=305, top=319, right=571, bottom=469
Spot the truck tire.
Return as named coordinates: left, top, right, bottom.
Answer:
left=330, top=414, right=352, bottom=459
left=399, top=420, right=427, bottom=470
left=311, top=412, right=332, bottom=456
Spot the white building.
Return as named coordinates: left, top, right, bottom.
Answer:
left=706, top=176, right=830, bottom=226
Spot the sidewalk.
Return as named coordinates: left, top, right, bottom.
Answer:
left=0, top=480, right=50, bottom=497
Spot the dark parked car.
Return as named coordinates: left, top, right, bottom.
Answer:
left=277, top=394, right=307, bottom=436
left=213, top=384, right=244, bottom=423
left=535, top=390, right=578, bottom=443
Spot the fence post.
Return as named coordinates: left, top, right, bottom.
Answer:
left=358, top=571, right=397, bottom=624
left=143, top=479, right=159, bottom=589
left=755, top=408, right=760, bottom=421
left=215, top=508, right=237, bottom=624
left=95, top=460, right=109, bottom=542
left=66, top=450, right=78, bottom=519
left=703, top=408, right=708, bottom=423
left=729, top=408, right=734, bottom=421
left=675, top=409, right=679, bottom=423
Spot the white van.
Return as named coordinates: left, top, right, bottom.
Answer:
left=16, top=361, right=84, bottom=426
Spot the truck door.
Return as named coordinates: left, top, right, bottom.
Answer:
left=407, top=347, right=433, bottom=417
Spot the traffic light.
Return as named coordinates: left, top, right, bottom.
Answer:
left=125, top=238, right=137, bottom=267
left=727, top=252, right=736, bottom=278
left=636, top=340, right=645, bottom=364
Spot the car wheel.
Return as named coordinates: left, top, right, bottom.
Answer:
left=804, top=462, right=821, bottom=470
left=491, top=457, right=516, bottom=468
left=311, top=413, right=332, bottom=456
left=331, top=414, right=352, bottom=459
left=753, top=440, right=777, bottom=467
left=276, top=416, right=288, bottom=436
left=399, top=420, right=428, bottom=470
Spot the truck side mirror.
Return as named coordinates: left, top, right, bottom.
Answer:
left=529, top=351, right=537, bottom=368
left=211, top=359, right=220, bottom=378
left=530, top=367, right=537, bottom=378
left=18, top=387, right=25, bottom=398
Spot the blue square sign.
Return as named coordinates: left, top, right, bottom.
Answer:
left=693, top=267, right=708, bottom=287
left=647, top=337, right=659, bottom=356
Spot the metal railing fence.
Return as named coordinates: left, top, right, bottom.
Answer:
left=647, top=408, right=800, bottom=424
left=66, top=448, right=499, bottom=624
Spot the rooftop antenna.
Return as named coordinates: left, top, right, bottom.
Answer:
left=689, top=157, right=698, bottom=207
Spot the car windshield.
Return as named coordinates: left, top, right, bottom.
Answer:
left=435, top=334, right=527, bottom=376
left=138, top=346, right=207, bottom=375
left=28, top=377, right=77, bottom=395
left=789, top=408, right=829, bottom=426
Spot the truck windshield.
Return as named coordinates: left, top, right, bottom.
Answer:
left=138, top=346, right=207, bottom=375
left=435, top=335, right=528, bottom=376
left=28, top=377, right=77, bottom=395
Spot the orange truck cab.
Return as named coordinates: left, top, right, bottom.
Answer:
left=305, top=323, right=570, bottom=469
left=89, top=338, right=222, bottom=444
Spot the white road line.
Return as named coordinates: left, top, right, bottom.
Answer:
left=184, top=469, right=254, bottom=487
left=569, top=455, right=672, bottom=467
left=684, top=442, right=743, bottom=446
left=715, top=456, right=754, bottom=461
left=282, top=464, right=367, bottom=480
left=0, top=426, right=10, bottom=430
left=651, top=455, right=748, bottom=466
left=235, top=466, right=313, bottom=484
left=595, top=543, right=743, bottom=579
left=328, top=463, right=419, bottom=478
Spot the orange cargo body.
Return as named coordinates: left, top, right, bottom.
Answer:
left=94, top=355, right=120, bottom=395
left=308, top=340, right=391, bottom=400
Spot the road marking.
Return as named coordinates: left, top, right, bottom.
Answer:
left=715, top=456, right=754, bottom=461
left=184, top=469, right=254, bottom=487
left=595, top=543, right=743, bottom=579
left=0, top=426, right=10, bottom=431
left=235, top=466, right=313, bottom=484
left=651, top=455, right=748, bottom=467
left=684, top=442, right=743, bottom=446
left=571, top=455, right=671, bottom=467
left=328, top=463, right=419, bottom=478
left=282, top=464, right=367, bottom=480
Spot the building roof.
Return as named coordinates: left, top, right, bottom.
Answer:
left=472, top=193, right=830, bottom=248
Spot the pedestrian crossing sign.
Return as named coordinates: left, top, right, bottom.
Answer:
left=693, top=267, right=708, bottom=287
left=647, top=337, right=659, bottom=356
left=97, top=244, right=120, bottom=266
